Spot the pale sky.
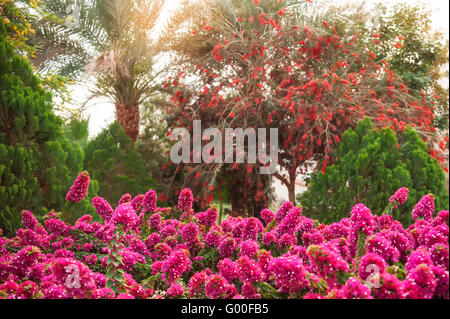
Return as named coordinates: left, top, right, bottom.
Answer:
left=62, top=0, right=449, bottom=202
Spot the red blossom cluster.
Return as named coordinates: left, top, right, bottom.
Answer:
left=162, top=0, right=445, bottom=209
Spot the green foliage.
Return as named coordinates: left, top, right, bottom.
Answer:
left=0, top=23, right=95, bottom=235
left=84, top=121, right=158, bottom=206
left=298, top=118, right=449, bottom=225
left=0, top=0, right=81, bottom=122
left=368, top=3, right=449, bottom=128
left=370, top=4, right=447, bottom=92
left=63, top=117, right=89, bottom=149
left=0, top=0, right=38, bottom=57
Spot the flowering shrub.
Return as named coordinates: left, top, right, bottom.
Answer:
left=0, top=173, right=448, bottom=299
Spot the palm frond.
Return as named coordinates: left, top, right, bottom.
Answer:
left=96, top=0, right=134, bottom=41
left=30, top=23, right=89, bottom=68
left=134, top=0, right=164, bottom=34
left=156, top=0, right=207, bottom=52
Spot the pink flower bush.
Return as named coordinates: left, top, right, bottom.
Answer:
left=21, top=210, right=38, bottom=231
left=260, top=209, right=274, bottom=225
left=204, top=228, right=222, bottom=248
left=131, top=194, right=144, bottom=212
left=0, top=174, right=448, bottom=299
left=372, top=272, right=404, bottom=299
left=239, top=240, right=259, bottom=258
left=338, top=277, right=372, bottom=299
left=205, top=274, right=233, bottom=299
left=118, top=193, right=132, bottom=205
left=166, top=283, right=184, bottom=297
left=181, top=223, right=199, bottom=243
left=112, top=203, right=138, bottom=230
left=218, top=237, right=236, bottom=259
left=307, top=244, right=349, bottom=286
left=188, top=269, right=211, bottom=298
left=403, top=264, right=437, bottom=299
left=275, top=201, right=294, bottom=222
left=350, top=203, right=376, bottom=234
left=218, top=258, right=239, bottom=282
left=358, top=253, right=388, bottom=280
left=196, top=207, right=218, bottom=228
left=160, top=248, right=191, bottom=283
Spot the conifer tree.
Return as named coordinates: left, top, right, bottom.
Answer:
left=84, top=121, right=158, bottom=206
left=298, top=118, right=449, bottom=225
left=0, top=24, right=96, bottom=235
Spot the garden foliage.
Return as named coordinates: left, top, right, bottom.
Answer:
left=0, top=173, right=448, bottom=299
left=299, top=118, right=449, bottom=225
left=0, top=24, right=96, bottom=236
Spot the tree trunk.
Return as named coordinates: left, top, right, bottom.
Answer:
left=231, top=197, right=247, bottom=217
left=288, top=173, right=296, bottom=204
left=115, top=101, right=140, bottom=143
left=274, top=171, right=297, bottom=204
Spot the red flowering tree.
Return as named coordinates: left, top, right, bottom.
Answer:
left=163, top=0, right=443, bottom=208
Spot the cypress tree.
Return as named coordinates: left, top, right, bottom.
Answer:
left=0, top=24, right=96, bottom=235
left=299, top=118, right=449, bottom=225
left=84, top=121, right=157, bottom=206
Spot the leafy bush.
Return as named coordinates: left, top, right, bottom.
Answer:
left=298, top=118, right=448, bottom=225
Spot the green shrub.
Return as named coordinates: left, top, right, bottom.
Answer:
left=84, top=121, right=158, bottom=206
left=298, top=118, right=449, bottom=225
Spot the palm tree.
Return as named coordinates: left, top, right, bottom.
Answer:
left=29, top=0, right=169, bottom=142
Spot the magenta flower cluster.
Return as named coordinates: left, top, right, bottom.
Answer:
left=178, top=188, right=194, bottom=212
left=412, top=194, right=435, bottom=221
left=389, top=187, right=409, bottom=208
left=65, top=171, right=90, bottom=203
